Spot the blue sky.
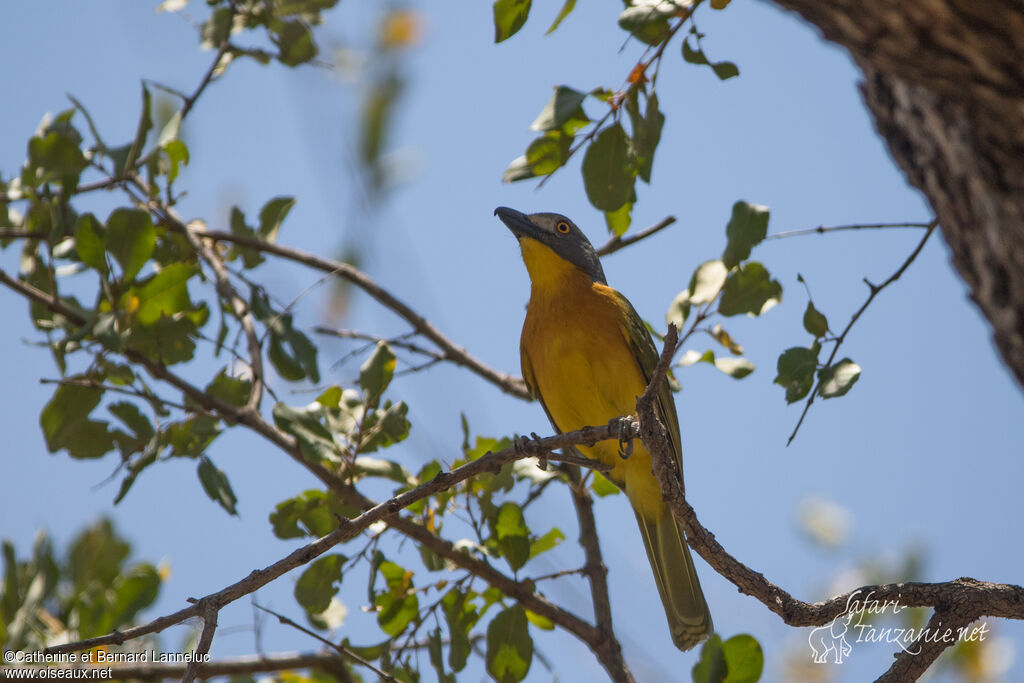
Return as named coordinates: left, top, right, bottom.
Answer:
left=1, top=1, right=1021, bottom=681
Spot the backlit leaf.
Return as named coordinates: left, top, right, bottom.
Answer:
left=493, top=0, right=531, bottom=42
left=817, top=358, right=861, bottom=399
left=486, top=605, right=533, bottom=683
left=197, top=456, right=238, bottom=515
left=722, top=201, right=769, bottom=269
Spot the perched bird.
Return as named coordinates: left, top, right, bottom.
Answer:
left=495, top=206, right=712, bottom=651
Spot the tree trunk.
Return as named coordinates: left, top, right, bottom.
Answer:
left=769, top=0, right=1024, bottom=387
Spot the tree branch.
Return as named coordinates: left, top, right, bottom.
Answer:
left=787, top=220, right=937, bottom=444
left=766, top=221, right=933, bottom=240
left=41, top=422, right=629, bottom=657
left=167, top=223, right=530, bottom=400
left=565, top=467, right=634, bottom=683
left=636, top=326, right=1024, bottom=680
left=596, top=215, right=677, bottom=257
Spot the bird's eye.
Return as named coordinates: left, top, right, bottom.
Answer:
left=556, top=221, right=571, bottom=234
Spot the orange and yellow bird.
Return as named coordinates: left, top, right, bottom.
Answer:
left=495, top=206, right=712, bottom=651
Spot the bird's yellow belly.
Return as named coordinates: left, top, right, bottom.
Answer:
left=523, top=306, right=666, bottom=520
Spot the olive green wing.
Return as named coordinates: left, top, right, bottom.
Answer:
left=611, top=291, right=685, bottom=477
left=521, top=343, right=562, bottom=433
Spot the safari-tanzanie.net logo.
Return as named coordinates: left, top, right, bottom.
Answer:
left=807, top=589, right=990, bottom=664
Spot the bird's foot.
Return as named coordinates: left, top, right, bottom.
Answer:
left=615, top=418, right=634, bottom=460
left=514, top=432, right=548, bottom=470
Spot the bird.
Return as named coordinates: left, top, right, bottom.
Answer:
left=495, top=206, right=712, bottom=651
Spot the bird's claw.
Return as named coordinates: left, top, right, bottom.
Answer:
left=616, top=419, right=634, bottom=460
left=514, top=432, right=548, bottom=470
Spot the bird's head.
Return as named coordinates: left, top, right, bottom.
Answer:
left=494, top=206, right=607, bottom=286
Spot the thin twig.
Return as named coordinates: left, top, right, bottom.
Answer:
left=167, top=224, right=530, bottom=399
left=787, top=220, right=937, bottom=444
left=40, top=421, right=634, bottom=657
left=767, top=221, right=933, bottom=240
left=128, top=176, right=266, bottom=414
left=596, top=215, right=676, bottom=257
left=39, top=377, right=190, bottom=413
left=254, top=604, right=399, bottom=683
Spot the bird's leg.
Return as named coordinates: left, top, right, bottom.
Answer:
left=615, top=417, right=634, bottom=459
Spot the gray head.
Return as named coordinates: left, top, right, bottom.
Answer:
left=494, top=206, right=607, bottom=285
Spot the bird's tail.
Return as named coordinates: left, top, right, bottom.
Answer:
left=634, top=508, right=713, bottom=651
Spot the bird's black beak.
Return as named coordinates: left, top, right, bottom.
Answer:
left=495, top=206, right=542, bottom=242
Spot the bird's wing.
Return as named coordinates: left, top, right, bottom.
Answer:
left=611, top=291, right=685, bottom=476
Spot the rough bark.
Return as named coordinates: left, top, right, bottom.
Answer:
left=769, top=0, right=1024, bottom=387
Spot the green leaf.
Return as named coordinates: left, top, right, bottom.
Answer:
left=40, top=380, right=115, bottom=459
left=678, top=349, right=753, bottom=379
left=442, top=590, right=480, bottom=672
left=710, top=323, right=743, bottom=355
left=269, top=490, right=358, bottom=540
left=604, top=201, right=632, bottom=236
left=546, top=0, right=576, bottom=33
left=264, top=307, right=320, bottom=383
left=617, top=1, right=675, bottom=45
left=492, top=502, right=531, bottom=571
left=258, top=196, right=296, bottom=241
left=688, top=260, right=729, bottom=305
left=502, top=154, right=534, bottom=183
left=682, top=37, right=739, bottom=81
left=530, top=86, right=588, bottom=134
left=295, top=554, right=346, bottom=616
left=106, top=209, right=156, bottom=281
left=126, top=315, right=198, bottom=365
left=135, top=263, right=198, bottom=325
left=493, top=0, right=531, bottom=42
left=428, top=626, right=455, bottom=683
left=200, top=6, right=233, bottom=49
left=486, top=605, right=533, bottom=683
left=720, top=634, right=764, bottom=682
left=109, top=401, right=155, bottom=446
left=74, top=213, right=108, bottom=274
left=205, top=369, right=252, bottom=408
left=27, top=120, right=87, bottom=188
left=590, top=472, right=621, bottom=497
left=273, top=402, right=343, bottom=465
left=162, top=138, right=189, bottom=185
left=358, top=401, right=411, bottom=453
left=722, top=201, right=770, bottom=269
left=626, top=90, right=664, bottom=183
left=273, top=20, right=318, bottom=66
left=582, top=123, right=636, bottom=212
left=353, top=456, right=413, bottom=485
left=197, top=456, right=238, bottom=515
left=528, top=527, right=565, bottom=560
left=360, top=341, right=397, bottom=405
left=108, top=564, right=161, bottom=632
left=161, top=415, right=221, bottom=458
left=666, top=288, right=692, bottom=331
left=692, top=634, right=727, bottom=683
left=718, top=262, right=782, bottom=317
left=774, top=346, right=819, bottom=403
left=817, top=358, right=861, bottom=399
left=121, top=85, right=153, bottom=174
left=524, top=609, right=554, bottom=631
left=375, top=561, right=418, bottom=636
left=503, top=132, right=572, bottom=182
left=803, top=301, right=829, bottom=338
